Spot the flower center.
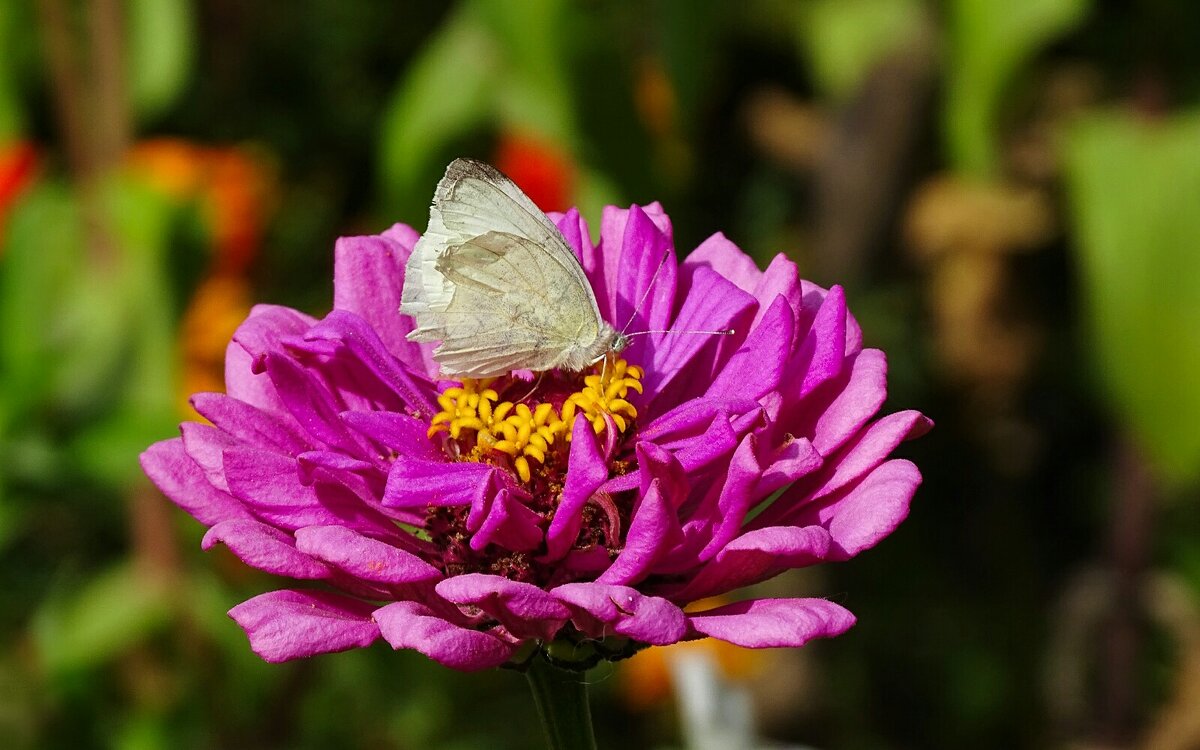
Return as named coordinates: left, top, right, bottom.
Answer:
left=422, top=356, right=644, bottom=583
left=428, top=356, right=643, bottom=484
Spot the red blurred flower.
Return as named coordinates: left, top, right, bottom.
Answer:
left=0, top=141, right=40, bottom=244
left=493, top=132, right=575, bottom=213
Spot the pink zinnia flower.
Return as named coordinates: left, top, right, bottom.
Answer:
left=141, top=201, right=929, bottom=671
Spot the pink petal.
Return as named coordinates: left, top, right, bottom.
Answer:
left=226, top=305, right=316, bottom=413
left=707, top=295, right=794, bottom=403
left=469, top=488, right=545, bottom=552
left=790, top=459, right=923, bottom=559
left=340, top=411, right=444, bottom=462
left=805, top=348, right=889, bottom=456
left=549, top=207, right=593, bottom=265
left=543, top=416, right=609, bottom=561
left=262, top=352, right=369, bottom=456
left=229, top=590, right=380, bottom=663
left=681, top=232, right=762, bottom=294
left=222, top=447, right=396, bottom=535
left=598, top=443, right=685, bottom=585
left=140, top=439, right=252, bottom=526
left=203, top=519, right=330, bottom=579
left=333, top=227, right=437, bottom=375
left=190, top=392, right=311, bottom=455
left=644, top=266, right=757, bottom=406
left=552, top=582, right=687, bottom=645
left=304, top=311, right=438, bottom=419
left=792, top=285, right=848, bottom=400
left=435, top=574, right=570, bottom=640
left=664, top=525, right=832, bottom=602
left=687, top=598, right=855, bottom=648
left=374, top=601, right=517, bottom=671
left=293, top=525, right=442, bottom=584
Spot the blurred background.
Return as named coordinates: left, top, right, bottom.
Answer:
left=2, top=0, right=1200, bottom=748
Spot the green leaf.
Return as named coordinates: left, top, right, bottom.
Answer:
left=0, top=177, right=180, bottom=488
left=125, top=0, right=195, bottom=121
left=378, top=3, right=500, bottom=217
left=33, top=563, right=173, bottom=676
left=474, top=0, right=576, bottom=143
left=945, top=0, right=1090, bottom=176
left=0, top=2, right=24, bottom=139
left=1065, top=111, right=1200, bottom=487
left=800, top=0, right=926, bottom=100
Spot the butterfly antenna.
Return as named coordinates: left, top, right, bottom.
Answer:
left=620, top=248, right=672, bottom=336
left=623, top=328, right=735, bottom=339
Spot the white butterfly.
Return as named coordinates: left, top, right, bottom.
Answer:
left=400, top=158, right=628, bottom=378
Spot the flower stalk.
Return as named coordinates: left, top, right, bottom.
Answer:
left=525, top=655, right=597, bottom=750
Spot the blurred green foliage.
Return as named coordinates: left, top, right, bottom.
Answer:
left=2, top=0, right=1200, bottom=748
left=1066, top=111, right=1200, bottom=487
left=945, top=0, right=1089, bottom=176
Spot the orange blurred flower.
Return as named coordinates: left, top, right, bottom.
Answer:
left=493, top=131, right=575, bottom=213
left=0, top=140, right=40, bottom=246
left=178, top=274, right=254, bottom=411
left=127, top=138, right=275, bottom=274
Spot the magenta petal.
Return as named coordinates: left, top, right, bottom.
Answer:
left=374, top=601, right=517, bottom=671
left=332, top=228, right=436, bottom=375
left=803, top=410, right=931, bottom=502
left=469, top=488, right=544, bottom=552
left=792, top=459, right=923, bottom=559
left=751, top=254, right=803, bottom=334
left=687, top=598, right=855, bottom=648
left=229, top=590, right=380, bottom=663
left=551, top=582, right=687, bottom=645
left=383, top=458, right=494, bottom=509
left=645, top=267, right=757, bottom=405
left=180, top=422, right=240, bottom=490
left=615, top=205, right=677, bottom=338
left=436, top=574, right=569, bottom=640
left=341, top=411, right=443, bottom=461
left=304, top=311, right=437, bottom=418
left=294, top=525, right=442, bottom=584
left=549, top=207, right=593, bottom=265
left=226, top=305, right=315, bottom=413
left=264, top=352, right=367, bottom=455
left=543, top=416, right=609, bottom=561
left=190, top=392, right=311, bottom=455
left=808, top=348, right=889, bottom=456
left=140, top=439, right=252, bottom=526
left=665, top=525, right=832, bottom=602
left=597, top=204, right=675, bottom=326
left=203, top=519, right=330, bottom=579
left=223, top=447, right=396, bottom=535
left=297, top=451, right=375, bottom=483
left=598, top=443, right=685, bottom=585
left=752, top=410, right=930, bottom=531
left=698, top=433, right=765, bottom=559
left=792, top=285, right=848, bottom=399
left=681, top=232, right=763, bottom=294
left=707, top=295, right=794, bottom=403
left=757, top=436, right=822, bottom=497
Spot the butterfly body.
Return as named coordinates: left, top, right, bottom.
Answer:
left=400, top=159, right=624, bottom=378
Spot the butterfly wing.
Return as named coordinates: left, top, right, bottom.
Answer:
left=401, top=159, right=610, bottom=376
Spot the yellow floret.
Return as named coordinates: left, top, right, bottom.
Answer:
left=564, top=357, right=642, bottom=442
left=426, top=358, right=643, bottom=483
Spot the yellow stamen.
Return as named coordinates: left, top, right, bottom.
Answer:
left=425, top=358, right=644, bottom=483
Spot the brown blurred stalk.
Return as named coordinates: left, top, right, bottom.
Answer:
left=1102, top=439, right=1155, bottom=746
left=36, top=0, right=130, bottom=267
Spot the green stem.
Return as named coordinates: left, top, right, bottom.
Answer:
left=524, top=655, right=598, bottom=750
